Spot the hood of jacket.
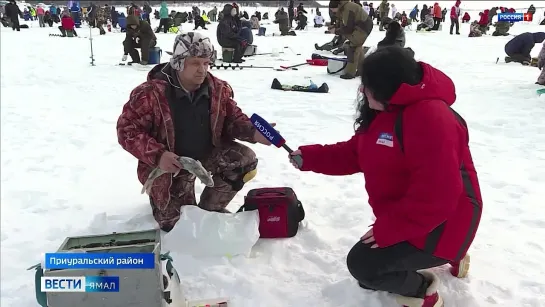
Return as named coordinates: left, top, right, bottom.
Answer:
left=127, top=15, right=140, bottom=26
left=222, top=4, right=234, bottom=16
left=339, top=0, right=351, bottom=9
left=388, top=62, right=456, bottom=107
left=160, top=2, right=167, bottom=9
left=533, top=32, right=545, bottom=43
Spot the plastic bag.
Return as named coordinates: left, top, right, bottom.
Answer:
left=162, top=206, right=260, bottom=258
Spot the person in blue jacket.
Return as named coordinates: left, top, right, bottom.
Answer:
left=70, top=2, right=80, bottom=28
left=505, top=32, right=545, bottom=65
left=239, top=20, right=253, bottom=45
left=409, top=5, right=419, bottom=22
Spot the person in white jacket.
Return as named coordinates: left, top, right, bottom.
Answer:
left=362, top=1, right=370, bottom=15
left=390, top=3, right=397, bottom=19
left=314, top=11, right=324, bottom=27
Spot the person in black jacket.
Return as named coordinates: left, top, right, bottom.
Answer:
left=297, top=3, right=308, bottom=14
left=4, top=0, right=22, bottom=31
left=295, top=11, right=307, bottom=30
left=216, top=4, right=247, bottom=63
left=288, top=0, right=295, bottom=28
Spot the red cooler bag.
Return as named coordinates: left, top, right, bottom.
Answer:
left=237, top=187, right=305, bottom=238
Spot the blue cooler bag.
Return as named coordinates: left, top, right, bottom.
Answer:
left=148, top=47, right=162, bottom=64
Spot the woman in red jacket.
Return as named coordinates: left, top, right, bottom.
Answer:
left=59, top=13, right=77, bottom=37
left=289, top=46, right=482, bottom=307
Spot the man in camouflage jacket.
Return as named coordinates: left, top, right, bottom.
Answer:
left=117, top=33, right=273, bottom=231
left=330, top=0, right=373, bottom=79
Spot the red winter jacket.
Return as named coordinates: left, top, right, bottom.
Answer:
left=298, top=63, right=483, bottom=262
left=450, top=1, right=461, bottom=19
left=478, top=10, right=489, bottom=26
left=61, top=15, right=75, bottom=30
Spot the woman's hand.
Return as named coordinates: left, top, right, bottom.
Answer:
left=289, top=150, right=303, bottom=169
left=361, top=228, right=378, bottom=248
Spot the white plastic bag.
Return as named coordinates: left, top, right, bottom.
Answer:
left=162, top=206, right=260, bottom=258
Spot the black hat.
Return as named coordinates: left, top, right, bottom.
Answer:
left=329, top=0, right=340, bottom=8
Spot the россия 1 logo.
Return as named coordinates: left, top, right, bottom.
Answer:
left=498, top=13, right=533, bottom=22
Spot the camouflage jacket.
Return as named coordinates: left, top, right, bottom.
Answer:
left=116, top=64, right=256, bottom=210
left=96, top=6, right=109, bottom=22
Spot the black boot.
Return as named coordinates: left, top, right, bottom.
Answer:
left=340, top=73, right=355, bottom=80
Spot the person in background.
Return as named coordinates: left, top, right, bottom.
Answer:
left=409, top=5, right=419, bottom=22
left=461, top=12, right=470, bottom=23
left=288, top=46, right=481, bottom=307
left=477, top=10, right=489, bottom=34
left=491, top=19, right=511, bottom=36
left=250, top=14, right=260, bottom=29
left=37, top=5, right=45, bottom=27
left=217, top=4, right=248, bottom=62
left=95, top=4, right=109, bottom=35
left=155, top=1, right=169, bottom=33
left=420, top=4, right=428, bottom=24
left=390, top=3, right=397, bottom=19
left=295, top=10, right=307, bottom=30
left=43, top=11, right=53, bottom=27
left=4, top=0, right=22, bottom=31
left=417, top=13, right=434, bottom=31
left=330, top=0, right=374, bottom=80
left=58, top=12, right=77, bottom=37
left=143, top=2, right=152, bottom=23
left=314, top=10, right=325, bottom=27
left=29, top=5, right=36, bottom=20
left=432, top=2, right=442, bottom=30
left=378, top=0, right=389, bottom=30
left=122, top=15, right=157, bottom=65
left=468, top=20, right=482, bottom=37
left=450, top=0, right=461, bottom=35
left=288, top=0, right=295, bottom=28
left=208, top=6, right=218, bottom=22
left=504, top=32, right=545, bottom=65
left=117, top=32, right=273, bottom=232
left=110, top=6, right=119, bottom=28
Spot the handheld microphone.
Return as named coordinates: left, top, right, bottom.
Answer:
left=250, top=114, right=303, bottom=168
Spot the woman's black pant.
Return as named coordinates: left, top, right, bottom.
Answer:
left=346, top=241, right=448, bottom=298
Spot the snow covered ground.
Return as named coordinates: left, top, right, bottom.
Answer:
left=2, top=8, right=545, bottom=307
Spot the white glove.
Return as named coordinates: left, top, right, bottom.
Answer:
left=121, top=54, right=127, bottom=61
left=135, top=37, right=140, bottom=44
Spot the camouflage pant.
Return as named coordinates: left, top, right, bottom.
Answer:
left=344, top=32, right=368, bottom=77
left=150, top=141, right=257, bottom=231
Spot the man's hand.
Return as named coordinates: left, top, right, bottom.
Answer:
left=158, top=151, right=183, bottom=173
left=253, top=123, right=276, bottom=145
